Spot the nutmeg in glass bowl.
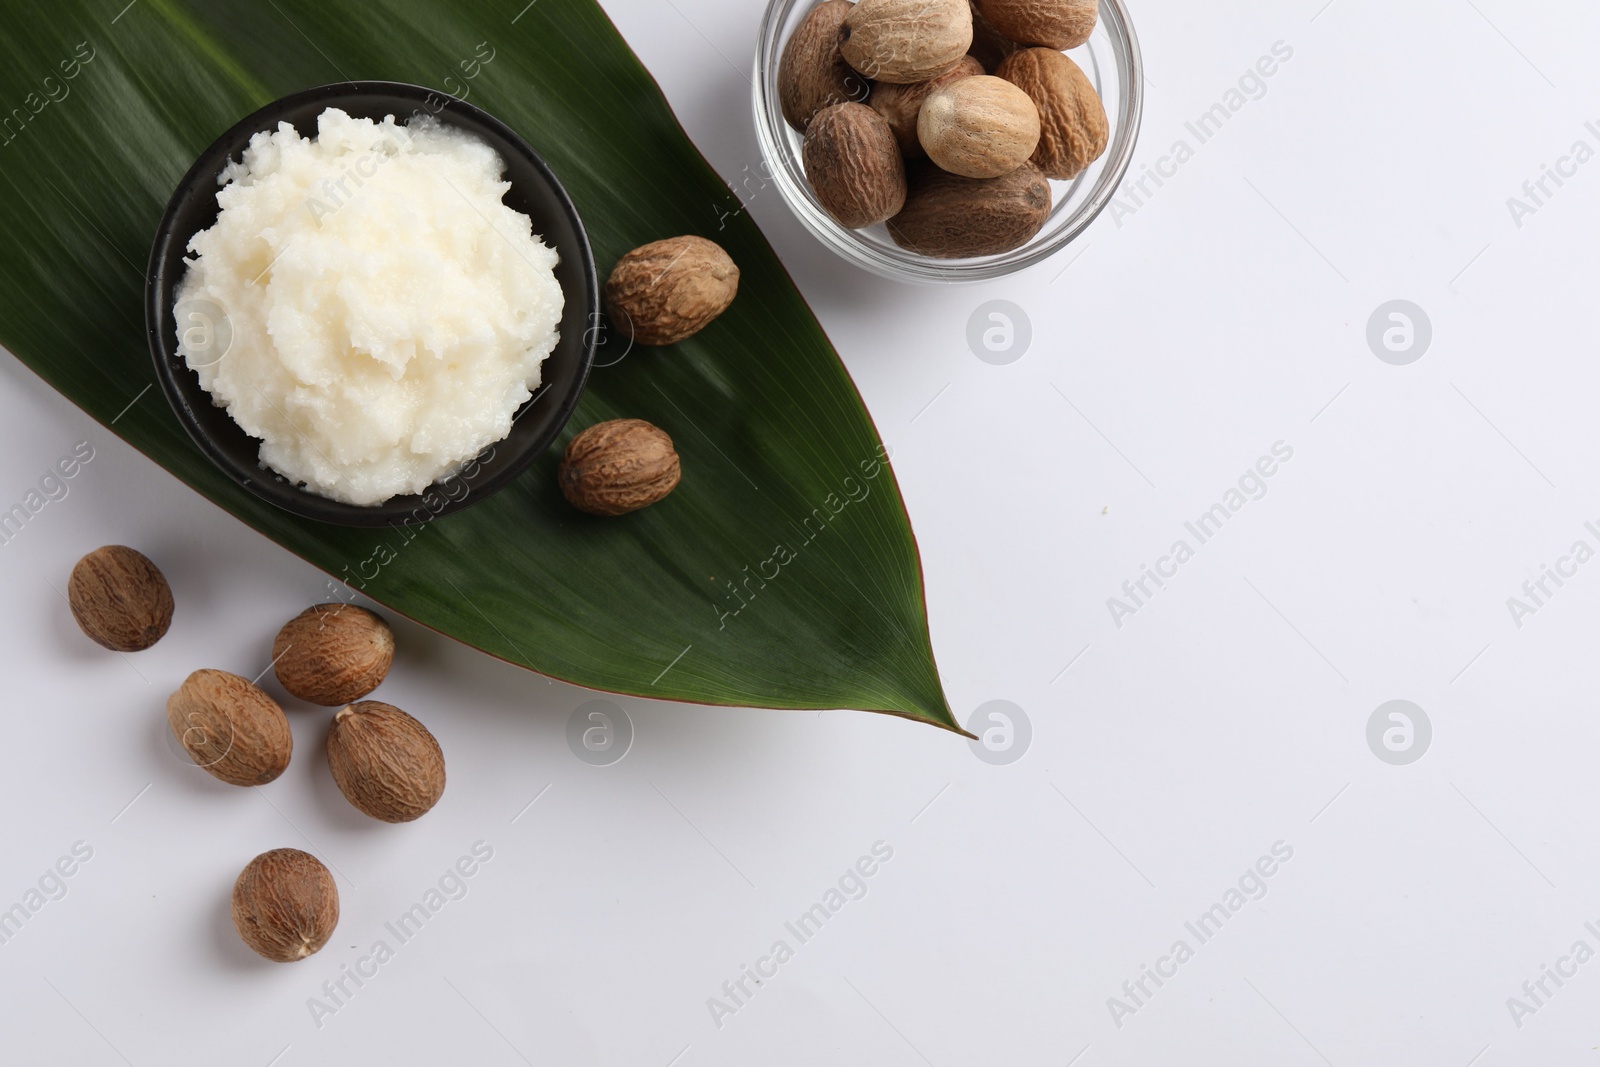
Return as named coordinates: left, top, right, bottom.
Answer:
left=753, top=0, right=1143, bottom=283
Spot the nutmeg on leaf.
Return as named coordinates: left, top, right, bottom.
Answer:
left=559, top=419, right=681, bottom=516
left=605, top=237, right=738, bottom=346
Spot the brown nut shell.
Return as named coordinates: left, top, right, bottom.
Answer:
left=560, top=419, right=681, bottom=516
left=967, top=0, right=1021, bottom=69
left=231, top=848, right=339, bottom=962
left=779, top=0, right=871, bottom=130
left=917, top=74, right=1041, bottom=178
left=167, top=669, right=293, bottom=786
left=997, top=47, right=1107, bottom=179
left=803, top=102, right=908, bottom=228
left=870, top=54, right=984, bottom=158
left=840, top=0, right=973, bottom=84
left=605, top=236, right=739, bottom=347
left=888, top=162, right=1052, bottom=257
left=326, top=701, right=446, bottom=823
left=67, top=545, right=173, bottom=652
left=974, top=0, right=1096, bottom=49
left=272, top=604, right=395, bottom=706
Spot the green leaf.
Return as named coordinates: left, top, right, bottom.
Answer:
left=0, top=0, right=960, bottom=731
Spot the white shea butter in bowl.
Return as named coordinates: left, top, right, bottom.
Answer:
left=174, top=106, right=564, bottom=506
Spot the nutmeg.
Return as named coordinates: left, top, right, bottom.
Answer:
left=840, top=0, right=973, bottom=84
left=967, top=0, right=1021, bottom=70
left=974, top=0, right=1097, bottom=50
left=778, top=0, right=870, bottom=130
left=870, top=55, right=985, bottom=158
left=605, top=237, right=739, bottom=346
left=888, top=162, right=1053, bottom=257
left=67, top=545, right=173, bottom=652
left=326, top=701, right=446, bottom=823
left=803, top=102, right=908, bottom=227
left=559, top=419, right=681, bottom=516
left=917, top=74, right=1041, bottom=178
left=231, top=848, right=339, bottom=962
left=997, top=47, right=1108, bottom=179
left=272, top=604, right=394, bottom=706
left=167, top=669, right=293, bottom=786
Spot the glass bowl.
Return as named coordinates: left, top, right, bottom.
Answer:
left=753, top=0, right=1143, bottom=283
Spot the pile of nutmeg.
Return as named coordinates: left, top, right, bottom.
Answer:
left=67, top=544, right=440, bottom=961
left=779, top=0, right=1109, bottom=257
left=557, top=234, right=744, bottom=516
left=52, top=238, right=747, bottom=962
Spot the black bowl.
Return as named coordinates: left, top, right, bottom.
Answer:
left=146, top=81, right=597, bottom=527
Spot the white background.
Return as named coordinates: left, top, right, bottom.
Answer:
left=3, top=0, right=1599, bottom=1063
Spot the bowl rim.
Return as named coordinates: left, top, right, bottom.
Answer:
left=145, top=79, right=598, bottom=527
left=752, top=0, right=1144, bottom=283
